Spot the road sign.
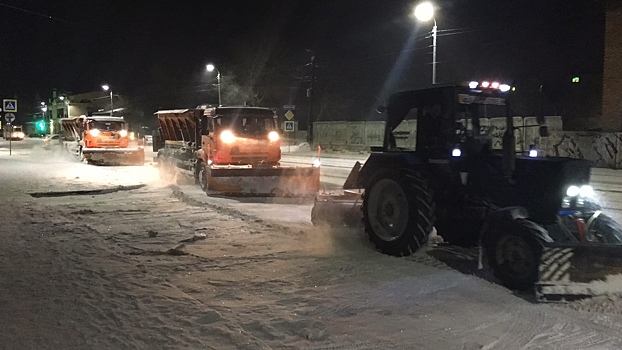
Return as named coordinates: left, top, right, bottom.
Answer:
left=4, top=113, right=15, bottom=123
left=283, top=104, right=296, bottom=110
left=284, top=110, right=295, bottom=120
left=3, top=99, right=17, bottom=113
left=284, top=121, right=295, bottom=132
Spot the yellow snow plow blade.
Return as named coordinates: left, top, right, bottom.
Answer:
left=83, top=148, right=145, bottom=166
left=207, top=166, right=320, bottom=197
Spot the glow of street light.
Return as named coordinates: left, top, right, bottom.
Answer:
left=414, top=2, right=435, bottom=22
left=59, top=96, right=65, bottom=101
left=206, top=64, right=215, bottom=72
left=102, top=84, right=110, bottom=91
left=40, top=102, right=45, bottom=106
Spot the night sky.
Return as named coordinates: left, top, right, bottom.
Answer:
left=0, top=0, right=606, bottom=125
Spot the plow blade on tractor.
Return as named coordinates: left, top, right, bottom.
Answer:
left=84, top=148, right=145, bottom=166
left=537, top=244, right=622, bottom=302
left=207, top=166, right=320, bottom=197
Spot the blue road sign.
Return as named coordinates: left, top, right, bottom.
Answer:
left=283, top=104, right=296, bottom=110
left=3, top=99, right=17, bottom=113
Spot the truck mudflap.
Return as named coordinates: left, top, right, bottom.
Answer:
left=207, top=166, right=320, bottom=197
left=83, top=147, right=145, bottom=166
left=536, top=244, right=622, bottom=302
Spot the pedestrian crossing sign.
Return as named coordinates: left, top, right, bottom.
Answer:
left=3, top=99, right=17, bottom=113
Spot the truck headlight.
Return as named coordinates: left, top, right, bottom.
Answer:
left=89, top=129, right=100, bottom=137
left=119, top=130, right=128, bottom=137
left=220, top=130, right=235, bottom=144
left=268, top=131, right=279, bottom=142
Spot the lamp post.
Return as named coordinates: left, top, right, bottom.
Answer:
left=206, top=64, right=222, bottom=106
left=414, top=1, right=437, bottom=85
left=40, top=102, right=48, bottom=134
left=102, top=84, right=113, bottom=116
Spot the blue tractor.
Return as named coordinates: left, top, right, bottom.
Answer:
left=312, top=82, right=622, bottom=301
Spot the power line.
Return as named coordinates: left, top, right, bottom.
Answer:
left=0, top=3, right=75, bottom=24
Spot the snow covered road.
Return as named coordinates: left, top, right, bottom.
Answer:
left=3, top=138, right=622, bottom=349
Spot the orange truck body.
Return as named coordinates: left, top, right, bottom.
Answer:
left=154, top=106, right=319, bottom=196
left=60, top=116, right=144, bottom=165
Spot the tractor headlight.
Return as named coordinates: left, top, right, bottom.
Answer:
left=119, top=130, right=128, bottom=137
left=566, top=185, right=593, bottom=198
left=220, top=130, right=235, bottom=144
left=89, top=129, right=100, bottom=137
left=268, top=131, right=279, bottom=142
left=566, top=185, right=580, bottom=197
left=579, top=185, right=594, bottom=198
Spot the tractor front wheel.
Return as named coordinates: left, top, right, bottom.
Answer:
left=486, top=219, right=543, bottom=290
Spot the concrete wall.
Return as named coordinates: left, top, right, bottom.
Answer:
left=313, top=116, right=622, bottom=169
left=602, top=2, right=622, bottom=131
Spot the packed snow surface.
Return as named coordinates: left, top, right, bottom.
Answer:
left=2, top=139, right=622, bottom=349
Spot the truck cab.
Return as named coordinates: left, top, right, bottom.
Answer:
left=199, top=107, right=281, bottom=166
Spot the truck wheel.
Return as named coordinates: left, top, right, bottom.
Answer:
left=486, top=220, right=542, bottom=290
left=363, top=170, right=435, bottom=256
left=198, top=163, right=210, bottom=193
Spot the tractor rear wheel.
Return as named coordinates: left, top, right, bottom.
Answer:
left=486, top=219, right=543, bottom=290
left=363, top=170, right=435, bottom=256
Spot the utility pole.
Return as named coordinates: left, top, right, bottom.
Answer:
left=307, top=53, right=316, bottom=144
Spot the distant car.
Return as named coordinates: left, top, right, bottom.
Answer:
left=9, top=131, right=25, bottom=141
left=43, top=134, right=60, bottom=149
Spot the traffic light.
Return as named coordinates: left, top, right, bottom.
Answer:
left=36, top=120, right=45, bottom=132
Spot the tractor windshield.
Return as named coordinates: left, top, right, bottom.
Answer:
left=456, top=93, right=507, bottom=119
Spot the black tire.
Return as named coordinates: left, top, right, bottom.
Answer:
left=588, top=213, right=622, bottom=243
left=198, top=162, right=210, bottom=193
left=363, top=170, right=435, bottom=256
left=485, top=219, right=543, bottom=290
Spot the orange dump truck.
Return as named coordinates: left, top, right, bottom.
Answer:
left=153, top=106, right=320, bottom=196
left=60, top=115, right=144, bottom=165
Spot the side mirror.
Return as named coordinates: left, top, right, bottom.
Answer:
left=539, top=125, right=549, bottom=137
left=376, top=105, right=387, bottom=113
left=201, top=115, right=209, bottom=135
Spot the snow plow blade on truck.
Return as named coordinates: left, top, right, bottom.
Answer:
left=61, top=116, right=144, bottom=166
left=311, top=84, right=622, bottom=302
left=154, top=108, right=320, bottom=197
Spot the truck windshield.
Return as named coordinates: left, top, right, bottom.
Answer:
left=88, top=121, right=125, bottom=131
left=218, top=115, right=277, bottom=136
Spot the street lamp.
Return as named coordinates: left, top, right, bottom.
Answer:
left=102, top=84, right=113, bottom=117
left=206, top=64, right=222, bottom=106
left=414, top=1, right=437, bottom=85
